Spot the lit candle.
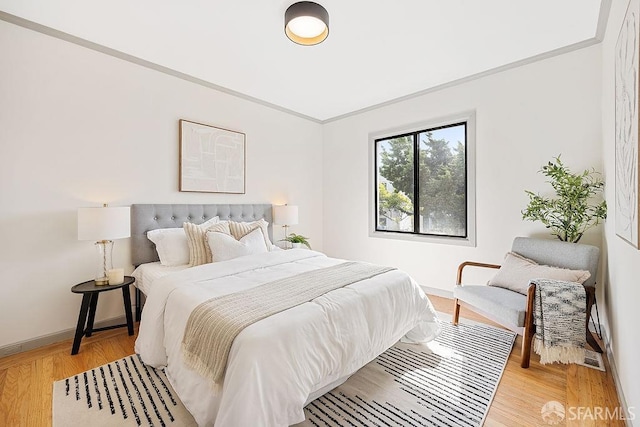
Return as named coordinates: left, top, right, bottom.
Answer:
left=107, top=268, right=125, bottom=285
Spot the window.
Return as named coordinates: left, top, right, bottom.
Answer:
left=373, top=114, right=475, bottom=244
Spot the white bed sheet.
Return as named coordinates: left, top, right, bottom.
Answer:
left=135, top=249, right=440, bottom=427
left=131, top=262, right=189, bottom=295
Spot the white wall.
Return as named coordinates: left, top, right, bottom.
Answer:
left=0, top=20, right=323, bottom=348
left=322, top=45, right=603, bottom=290
left=601, top=0, right=640, bottom=416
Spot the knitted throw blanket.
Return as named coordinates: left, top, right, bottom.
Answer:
left=182, top=262, right=395, bottom=385
left=532, top=279, right=586, bottom=365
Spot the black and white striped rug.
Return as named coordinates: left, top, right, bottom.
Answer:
left=53, top=322, right=514, bottom=427
left=297, top=322, right=515, bottom=427
left=52, top=354, right=196, bottom=427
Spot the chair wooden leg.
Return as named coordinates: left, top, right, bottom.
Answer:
left=521, top=284, right=536, bottom=368
left=452, top=298, right=461, bottom=326
left=584, top=286, right=603, bottom=353
left=521, top=324, right=534, bottom=368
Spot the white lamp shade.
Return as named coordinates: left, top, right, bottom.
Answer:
left=273, top=205, right=299, bottom=226
left=78, top=206, right=131, bottom=241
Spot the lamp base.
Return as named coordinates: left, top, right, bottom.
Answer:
left=283, top=225, right=290, bottom=250
left=95, top=277, right=109, bottom=286
left=95, top=240, right=113, bottom=285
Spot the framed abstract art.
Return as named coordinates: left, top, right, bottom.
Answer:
left=179, top=119, right=246, bottom=194
left=615, top=0, right=640, bottom=248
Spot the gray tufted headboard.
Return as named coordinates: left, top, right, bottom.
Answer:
left=131, top=204, right=273, bottom=266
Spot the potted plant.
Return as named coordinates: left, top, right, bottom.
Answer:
left=281, top=233, right=311, bottom=249
left=522, top=156, right=607, bottom=243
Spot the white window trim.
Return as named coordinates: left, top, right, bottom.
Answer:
left=368, top=110, right=477, bottom=247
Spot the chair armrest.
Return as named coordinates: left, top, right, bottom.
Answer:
left=456, top=261, right=501, bottom=286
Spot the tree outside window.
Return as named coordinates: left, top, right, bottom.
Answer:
left=375, top=122, right=467, bottom=238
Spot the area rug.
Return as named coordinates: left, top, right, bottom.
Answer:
left=53, top=321, right=515, bottom=427
left=52, top=354, right=197, bottom=427
left=298, top=321, right=515, bottom=427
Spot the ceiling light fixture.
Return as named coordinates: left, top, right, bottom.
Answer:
left=285, top=2, right=329, bottom=46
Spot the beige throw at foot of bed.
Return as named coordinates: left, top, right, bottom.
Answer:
left=182, top=261, right=395, bottom=384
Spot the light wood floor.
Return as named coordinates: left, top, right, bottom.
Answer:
left=0, top=295, right=624, bottom=426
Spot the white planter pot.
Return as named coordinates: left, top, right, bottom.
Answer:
left=291, top=243, right=303, bottom=249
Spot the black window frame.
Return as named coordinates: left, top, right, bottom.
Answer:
left=374, top=121, right=468, bottom=238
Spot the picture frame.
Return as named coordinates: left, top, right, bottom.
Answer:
left=615, top=0, right=640, bottom=248
left=179, top=119, right=246, bottom=194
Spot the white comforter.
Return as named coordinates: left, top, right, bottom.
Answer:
left=135, top=249, right=440, bottom=426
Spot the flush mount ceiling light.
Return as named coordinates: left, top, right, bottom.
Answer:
left=285, top=2, right=329, bottom=46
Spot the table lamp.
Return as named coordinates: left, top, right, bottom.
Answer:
left=78, top=204, right=130, bottom=285
left=273, top=204, right=298, bottom=249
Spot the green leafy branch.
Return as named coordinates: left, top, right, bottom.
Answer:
left=378, top=183, right=413, bottom=223
left=522, top=156, right=607, bottom=243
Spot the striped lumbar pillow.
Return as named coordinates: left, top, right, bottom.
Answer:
left=183, top=219, right=229, bottom=266
left=228, top=219, right=272, bottom=250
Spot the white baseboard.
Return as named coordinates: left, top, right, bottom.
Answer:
left=601, top=328, right=635, bottom=426
left=0, top=314, right=129, bottom=358
left=421, top=285, right=453, bottom=299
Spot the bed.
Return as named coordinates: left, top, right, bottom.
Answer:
left=130, top=204, right=275, bottom=319
left=131, top=204, right=440, bottom=426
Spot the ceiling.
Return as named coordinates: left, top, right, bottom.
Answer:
left=0, top=1, right=605, bottom=122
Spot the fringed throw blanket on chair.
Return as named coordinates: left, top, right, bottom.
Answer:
left=531, top=278, right=586, bottom=364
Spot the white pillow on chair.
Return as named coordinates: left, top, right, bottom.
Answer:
left=488, top=252, right=591, bottom=295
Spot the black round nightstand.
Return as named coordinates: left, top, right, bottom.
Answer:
left=71, top=276, right=136, bottom=355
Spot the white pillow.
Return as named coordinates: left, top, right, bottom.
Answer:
left=148, top=216, right=218, bottom=266
left=228, top=219, right=273, bottom=251
left=207, top=227, right=268, bottom=262
left=487, top=252, right=591, bottom=295
left=147, top=228, right=190, bottom=266
left=203, top=222, right=232, bottom=261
